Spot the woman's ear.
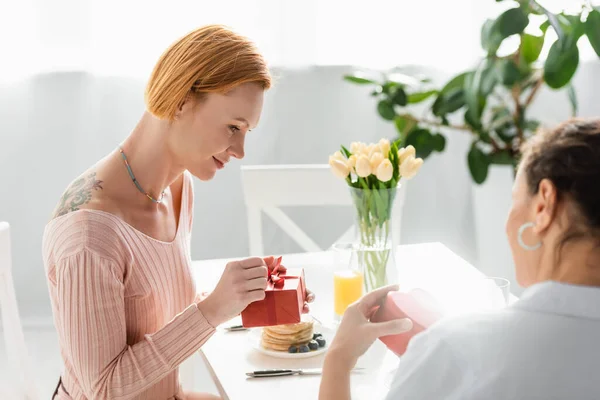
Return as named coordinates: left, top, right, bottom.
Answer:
left=532, top=178, right=558, bottom=235
left=174, top=93, right=195, bottom=119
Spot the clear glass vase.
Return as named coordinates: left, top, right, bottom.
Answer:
left=349, top=185, right=402, bottom=292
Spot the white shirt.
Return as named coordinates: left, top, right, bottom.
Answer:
left=385, top=281, right=600, bottom=400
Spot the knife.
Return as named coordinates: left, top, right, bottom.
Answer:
left=224, top=324, right=247, bottom=332
left=246, top=368, right=363, bottom=378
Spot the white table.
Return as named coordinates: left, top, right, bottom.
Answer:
left=190, top=243, right=515, bottom=400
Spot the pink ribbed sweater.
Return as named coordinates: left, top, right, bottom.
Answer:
left=42, top=172, right=215, bottom=400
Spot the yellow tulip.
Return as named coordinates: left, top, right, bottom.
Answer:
left=361, top=144, right=372, bottom=157
left=350, top=142, right=365, bottom=155
left=370, top=152, right=385, bottom=170
left=348, top=154, right=357, bottom=168
left=398, top=145, right=416, bottom=164
left=376, top=158, right=394, bottom=182
left=331, top=151, right=345, bottom=162
left=378, top=138, right=391, bottom=158
left=355, top=155, right=372, bottom=177
left=400, top=156, right=424, bottom=179
left=329, top=158, right=350, bottom=179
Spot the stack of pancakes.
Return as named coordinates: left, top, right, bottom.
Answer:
left=261, top=320, right=314, bottom=351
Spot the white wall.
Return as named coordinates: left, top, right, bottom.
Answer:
left=1, top=64, right=598, bottom=322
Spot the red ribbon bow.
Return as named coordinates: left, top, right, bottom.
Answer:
left=268, top=256, right=288, bottom=288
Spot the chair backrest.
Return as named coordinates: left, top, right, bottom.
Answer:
left=241, top=164, right=353, bottom=255
left=0, top=222, right=38, bottom=399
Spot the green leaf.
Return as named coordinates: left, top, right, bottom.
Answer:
left=465, top=62, right=490, bottom=125
left=340, top=145, right=352, bottom=158
left=386, top=71, right=422, bottom=87
left=391, top=87, right=408, bottom=106
left=407, top=90, right=438, bottom=103
left=496, top=59, right=522, bottom=86
left=405, top=128, right=435, bottom=159
left=382, top=81, right=400, bottom=95
left=464, top=109, right=482, bottom=131
left=525, top=120, right=541, bottom=132
left=394, top=115, right=416, bottom=137
left=431, top=133, right=446, bottom=152
left=467, top=144, right=490, bottom=184
left=521, top=33, right=545, bottom=63
left=586, top=10, right=600, bottom=58
left=377, top=100, right=396, bottom=121
left=489, top=150, right=514, bottom=166
left=478, top=130, right=493, bottom=144
left=439, top=72, right=471, bottom=96
left=567, top=85, right=578, bottom=116
left=482, top=9, right=528, bottom=55
left=434, top=89, right=467, bottom=116
left=481, top=62, right=498, bottom=96
left=496, top=128, right=517, bottom=144
left=493, top=109, right=517, bottom=143
left=391, top=141, right=400, bottom=181
left=481, top=19, right=503, bottom=54
left=495, top=8, right=529, bottom=39
left=544, top=39, right=579, bottom=89
left=464, top=72, right=478, bottom=124
left=344, top=75, right=376, bottom=85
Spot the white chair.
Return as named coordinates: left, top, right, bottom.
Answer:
left=241, top=164, right=354, bottom=255
left=0, top=222, right=38, bottom=399
left=241, top=164, right=408, bottom=256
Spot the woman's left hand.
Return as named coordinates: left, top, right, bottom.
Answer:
left=326, top=285, right=412, bottom=368
left=303, top=289, right=316, bottom=314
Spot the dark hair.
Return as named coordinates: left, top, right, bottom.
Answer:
left=521, top=118, right=600, bottom=246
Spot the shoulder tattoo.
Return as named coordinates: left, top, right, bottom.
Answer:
left=54, top=172, right=104, bottom=217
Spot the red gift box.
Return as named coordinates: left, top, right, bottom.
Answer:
left=371, top=289, right=445, bottom=356
left=241, top=257, right=306, bottom=328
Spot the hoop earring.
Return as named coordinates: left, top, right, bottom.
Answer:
left=518, top=222, right=541, bottom=251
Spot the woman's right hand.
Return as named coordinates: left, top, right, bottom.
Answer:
left=197, top=257, right=268, bottom=327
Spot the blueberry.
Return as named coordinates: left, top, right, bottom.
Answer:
left=288, top=345, right=298, bottom=353
left=308, top=340, right=319, bottom=351
left=299, top=344, right=310, bottom=353
left=312, top=333, right=323, bottom=340
left=316, top=337, right=326, bottom=348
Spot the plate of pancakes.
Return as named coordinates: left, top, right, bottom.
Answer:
left=248, top=317, right=333, bottom=359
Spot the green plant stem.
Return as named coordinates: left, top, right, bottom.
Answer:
left=524, top=77, right=544, bottom=107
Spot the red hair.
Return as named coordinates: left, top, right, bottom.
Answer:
left=145, top=25, right=271, bottom=120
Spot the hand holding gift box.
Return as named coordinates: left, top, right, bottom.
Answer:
left=241, top=256, right=308, bottom=328
left=371, top=288, right=446, bottom=356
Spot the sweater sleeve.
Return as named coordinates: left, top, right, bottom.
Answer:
left=55, top=248, right=215, bottom=400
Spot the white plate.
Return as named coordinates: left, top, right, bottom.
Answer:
left=248, top=324, right=334, bottom=359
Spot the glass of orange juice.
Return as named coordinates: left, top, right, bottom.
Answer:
left=332, top=243, right=364, bottom=322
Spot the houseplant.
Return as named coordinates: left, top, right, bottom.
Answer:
left=344, top=0, right=600, bottom=184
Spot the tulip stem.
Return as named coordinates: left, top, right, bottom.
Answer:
left=352, top=187, right=395, bottom=292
